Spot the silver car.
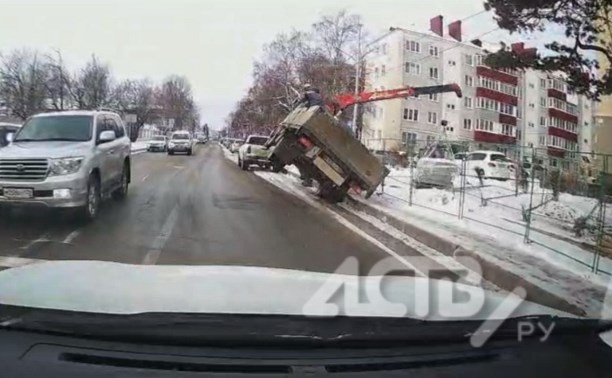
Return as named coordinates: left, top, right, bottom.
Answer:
left=0, top=110, right=132, bottom=221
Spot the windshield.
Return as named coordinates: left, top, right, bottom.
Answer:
left=248, top=136, right=268, bottom=145
left=14, top=115, right=93, bottom=142
left=0, top=1, right=607, bottom=356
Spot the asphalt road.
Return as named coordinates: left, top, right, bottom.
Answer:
left=0, top=144, right=395, bottom=275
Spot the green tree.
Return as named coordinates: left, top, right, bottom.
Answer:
left=484, top=0, right=612, bottom=99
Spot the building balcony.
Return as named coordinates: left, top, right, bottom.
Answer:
left=548, top=126, right=578, bottom=142
left=547, top=88, right=566, bottom=102
left=474, top=130, right=516, bottom=144
left=475, top=87, right=518, bottom=106
left=547, top=147, right=566, bottom=158
left=548, top=108, right=578, bottom=124
left=476, top=66, right=518, bottom=86
left=499, top=113, right=517, bottom=126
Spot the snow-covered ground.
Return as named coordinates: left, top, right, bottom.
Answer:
left=220, top=144, right=612, bottom=315
left=131, top=140, right=149, bottom=154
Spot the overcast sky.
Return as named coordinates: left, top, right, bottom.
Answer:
left=0, top=0, right=538, bottom=129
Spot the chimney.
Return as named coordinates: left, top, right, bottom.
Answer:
left=448, top=20, right=462, bottom=41
left=511, top=42, right=525, bottom=54
left=430, top=15, right=444, bottom=37
left=471, top=39, right=482, bottom=47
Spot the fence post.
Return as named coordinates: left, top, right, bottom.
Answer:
left=593, top=155, right=608, bottom=273
left=524, top=149, right=537, bottom=244
left=458, top=156, right=466, bottom=219
left=381, top=139, right=386, bottom=194
left=408, top=152, right=414, bottom=206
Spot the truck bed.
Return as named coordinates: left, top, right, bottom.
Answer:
left=281, top=107, right=388, bottom=193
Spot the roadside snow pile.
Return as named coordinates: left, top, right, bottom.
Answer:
left=384, top=169, right=609, bottom=245
left=131, top=140, right=149, bottom=153
left=221, top=143, right=238, bottom=163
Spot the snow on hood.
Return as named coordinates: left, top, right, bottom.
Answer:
left=1, top=141, right=92, bottom=159
left=0, top=261, right=573, bottom=319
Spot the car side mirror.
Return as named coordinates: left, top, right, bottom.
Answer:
left=98, top=130, right=116, bottom=144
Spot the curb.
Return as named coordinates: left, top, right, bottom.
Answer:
left=346, top=195, right=587, bottom=316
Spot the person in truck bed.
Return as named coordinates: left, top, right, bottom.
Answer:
left=299, top=84, right=325, bottom=109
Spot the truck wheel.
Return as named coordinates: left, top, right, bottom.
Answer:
left=317, top=182, right=346, bottom=203
left=112, top=163, right=129, bottom=201
left=241, top=159, right=249, bottom=171
left=78, top=174, right=100, bottom=222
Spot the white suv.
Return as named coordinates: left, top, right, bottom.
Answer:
left=463, top=150, right=514, bottom=180
left=167, top=131, right=194, bottom=155
left=0, top=110, right=132, bottom=221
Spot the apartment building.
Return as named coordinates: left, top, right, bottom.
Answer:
left=363, top=17, right=594, bottom=167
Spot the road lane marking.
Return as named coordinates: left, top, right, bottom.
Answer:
left=19, top=234, right=49, bottom=250
left=142, top=205, right=179, bottom=265
left=0, top=256, right=45, bottom=268
left=62, top=229, right=81, bottom=244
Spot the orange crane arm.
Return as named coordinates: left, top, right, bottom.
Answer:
left=328, top=83, right=462, bottom=116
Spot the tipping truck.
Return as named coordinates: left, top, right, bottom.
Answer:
left=265, top=84, right=463, bottom=203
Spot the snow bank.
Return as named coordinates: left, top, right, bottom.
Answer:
left=131, top=140, right=149, bottom=154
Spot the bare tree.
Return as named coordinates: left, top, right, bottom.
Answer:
left=157, top=75, right=194, bottom=130
left=44, top=49, right=70, bottom=110
left=69, top=55, right=112, bottom=109
left=114, top=78, right=157, bottom=139
left=0, top=49, right=49, bottom=120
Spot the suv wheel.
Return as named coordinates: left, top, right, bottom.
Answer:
left=79, top=174, right=100, bottom=222
left=112, top=163, right=129, bottom=200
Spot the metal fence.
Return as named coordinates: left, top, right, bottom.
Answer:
left=366, top=138, right=612, bottom=276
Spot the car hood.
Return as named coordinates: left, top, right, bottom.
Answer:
left=0, top=261, right=574, bottom=319
left=0, top=141, right=92, bottom=159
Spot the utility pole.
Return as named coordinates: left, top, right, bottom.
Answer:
left=352, top=25, right=362, bottom=139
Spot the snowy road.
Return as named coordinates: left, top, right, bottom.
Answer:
left=0, top=143, right=458, bottom=278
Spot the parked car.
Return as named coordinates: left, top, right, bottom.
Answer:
left=229, top=139, right=243, bottom=153
left=414, top=143, right=457, bottom=188
left=464, top=150, right=513, bottom=180
left=146, top=135, right=168, bottom=152
left=0, top=110, right=131, bottom=221
left=238, top=135, right=270, bottom=171
left=167, top=131, right=194, bottom=155
left=0, top=122, right=21, bottom=148
left=195, top=133, right=207, bottom=144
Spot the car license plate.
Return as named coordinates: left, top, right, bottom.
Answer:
left=3, top=188, right=33, bottom=199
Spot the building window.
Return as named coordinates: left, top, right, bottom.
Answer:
left=539, top=135, right=546, bottom=145
left=540, top=97, right=546, bottom=107
left=517, top=107, right=522, bottom=119
left=529, top=103, right=535, bottom=108
left=405, top=62, right=421, bottom=75
left=584, top=138, right=588, bottom=144
left=374, top=67, right=379, bottom=78
left=540, top=78, right=546, bottom=88
left=475, top=54, right=485, bottom=65
left=378, top=107, right=384, bottom=118
left=540, top=116, right=546, bottom=126
left=517, top=130, right=522, bottom=140
left=529, top=122, right=534, bottom=127
left=381, top=65, right=386, bottom=76
left=465, top=75, right=473, bottom=87
left=429, top=67, right=439, bottom=79
left=402, top=131, right=417, bottom=145
left=584, top=121, right=589, bottom=126
left=501, top=124, right=513, bottom=136
left=447, top=103, right=455, bottom=109
left=448, top=60, right=456, bottom=66
left=548, top=78, right=566, bottom=92
left=464, top=96, right=473, bottom=108
left=465, top=54, right=474, bottom=66
left=529, top=83, right=535, bottom=88
left=429, top=45, right=439, bottom=57
left=463, top=118, right=472, bottom=130
left=404, top=108, right=419, bottom=121
left=406, top=40, right=420, bottom=53
left=475, top=119, right=494, bottom=132
left=427, top=111, right=438, bottom=124
left=382, top=43, right=388, bottom=54
left=428, top=93, right=439, bottom=102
